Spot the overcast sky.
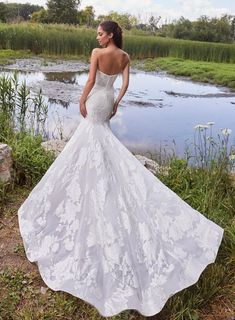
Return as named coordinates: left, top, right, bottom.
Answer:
left=3, top=0, right=235, bottom=22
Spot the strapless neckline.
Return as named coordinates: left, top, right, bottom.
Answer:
left=97, top=69, right=119, bottom=76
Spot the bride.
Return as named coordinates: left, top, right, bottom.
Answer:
left=79, top=20, right=130, bottom=121
left=18, top=20, right=224, bottom=317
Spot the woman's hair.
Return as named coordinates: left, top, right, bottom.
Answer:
left=99, top=20, right=123, bottom=49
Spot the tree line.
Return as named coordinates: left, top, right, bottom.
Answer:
left=0, top=0, right=234, bottom=43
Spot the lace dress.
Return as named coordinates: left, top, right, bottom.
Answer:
left=18, top=69, right=224, bottom=317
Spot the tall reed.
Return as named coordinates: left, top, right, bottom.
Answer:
left=156, top=124, right=235, bottom=319
left=0, top=22, right=234, bottom=62
left=0, top=71, right=48, bottom=139
left=0, top=72, right=55, bottom=190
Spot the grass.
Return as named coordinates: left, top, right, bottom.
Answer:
left=132, top=57, right=235, bottom=90
left=0, top=159, right=234, bottom=319
left=0, top=50, right=234, bottom=320
left=0, top=49, right=33, bottom=65
left=1, top=147, right=235, bottom=319
left=0, top=72, right=56, bottom=202
left=0, top=22, right=235, bottom=63
left=1, top=49, right=235, bottom=91
left=0, top=22, right=234, bottom=92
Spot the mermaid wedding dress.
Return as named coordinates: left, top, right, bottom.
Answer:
left=18, top=69, right=224, bottom=317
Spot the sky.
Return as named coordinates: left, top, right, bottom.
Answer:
left=3, top=0, right=235, bottom=22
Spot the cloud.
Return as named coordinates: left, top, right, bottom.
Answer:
left=80, top=0, right=232, bottom=22
left=80, top=0, right=185, bottom=22
left=3, top=0, right=233, bottom=21
left=177, top=0, right=229, bottom=19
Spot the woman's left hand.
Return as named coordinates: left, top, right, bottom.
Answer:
left=79, top=101, right=87, bottom=118
left=109, top=101, right=119, bottom=119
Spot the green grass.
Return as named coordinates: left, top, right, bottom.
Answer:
left=155, top=157, right=235, bottom=318
left=0, top=49, right=33, bottom=65
left=0, top=156, right=234, bottom=319
left=1, top=49, right=234, bottom=91
left=0, top=49, right=90, bottom=68
left=0, top=47, right=234, bottom=320
left=134, top=57, right=235, bottom=90
left=0, top=22, right=235, bottom=62
left=0, top=72, right=56, bottom=200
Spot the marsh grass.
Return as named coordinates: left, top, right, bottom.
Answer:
left=141, top=57, right=235, bottom=90
left=153, top=124, right=235, bottom=318
left=0, top=49, right=32, bottom=65
left=0, top=23, right=96, bottom=57
left=155, top=167, right=234, bottom=317
left=0, top=69, right=234, bottom=319
left=0, top=71, right=49, bottom=137
left=0, top=22, right=235, bottom=63
left=0, top=72, right=55, bottom=199
left=1, top=140, right=234, bottom=319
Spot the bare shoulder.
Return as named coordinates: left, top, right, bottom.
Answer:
left=119, top=50, right=130, bottom=70
left=91, top=48, right=102, bottom=55
left=118, top=48, right=130, bottom=61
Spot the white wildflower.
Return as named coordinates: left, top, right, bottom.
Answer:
left=194, top=124, right=209, bottom=129
left=207, top=121, right=215, bottom=126
left=221, top=128, right=232, bottom=136
left=194, top=124, right=203, bottom=129
left=229, top=154, right=235, bottom=161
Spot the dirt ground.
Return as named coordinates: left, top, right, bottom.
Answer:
left=0, top=185, right=234, bottom=320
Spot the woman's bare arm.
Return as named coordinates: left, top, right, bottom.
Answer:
left=79, top=48, right=99, bottom=104
left=109, top=57, right=130, bottom=119
left=115, top=57, right=130, bottom=105
left=79, top=48, right=99, bottom=117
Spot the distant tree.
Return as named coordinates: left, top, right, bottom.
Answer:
left=31, top=9, right=49, bottom=23
left=19, top=3, right=43, bottom=20
left=97, top=11, right=137, bottom=30
left=192, top=15, right=233, bottom=42
left=77, top=6, right=95, bottom=27
left=148, top=15, right=161, bottom=32
left=3, top=3, right=19, bottom=21
left=4, top=3, right=43, bottom=22
left=193, top=15, right=215, bottom=41
left=135, top=23, right=149, bottom=31
left=231, top=17, right=235, bottom=41
left=211, top=15, right=232, bottom=42
left=0, top=2, right=7, bottom=22
left=173, top=16, right=193, bottom=39
left=158, top=22, right=175, bottom=37
left=46, top=0, right=80, bottom=24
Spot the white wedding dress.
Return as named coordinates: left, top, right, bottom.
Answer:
left=18, top=69, right=224, bottom=317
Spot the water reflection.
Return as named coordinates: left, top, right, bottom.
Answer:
left=48, top=98, right=70, bottom=109
left=45, top=72, right=77, bottom=84
left=0, top=67, right=234, bottom=157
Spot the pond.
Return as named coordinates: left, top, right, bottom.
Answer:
left=1, top=59, right=235, bottom=158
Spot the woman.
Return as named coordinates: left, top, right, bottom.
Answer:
left=79, top=20, right=130, bottom=121
left=18, top=20, right=224, bottom=317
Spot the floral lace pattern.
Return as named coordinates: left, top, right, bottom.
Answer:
left=18, top=70, right=224, bottom=317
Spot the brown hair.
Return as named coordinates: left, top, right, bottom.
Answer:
left=99, top=20, right=123, bottom=49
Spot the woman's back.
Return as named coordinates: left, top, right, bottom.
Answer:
left=95, top=47, right=129, bottom=75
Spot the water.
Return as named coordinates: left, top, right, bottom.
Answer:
left=1, top=67, right=234, bottom=157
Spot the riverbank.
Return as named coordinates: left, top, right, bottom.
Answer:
left=0, top=52, right=234, bottom=319
left=132, top=57, right=235, bottom=91
left=0, top=49, right=89, bottom=66
left=0, top=49, right=234, bottom=91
